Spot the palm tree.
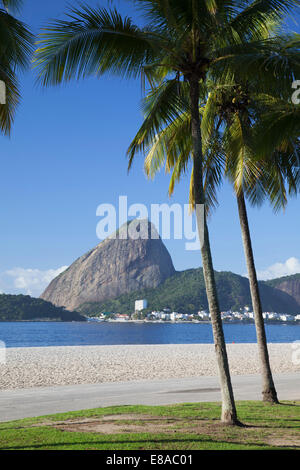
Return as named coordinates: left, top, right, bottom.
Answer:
left=0, top=0, right=33, bottom=134
left=233, top=151, right=299, bottom=402
left=202, top=75, right=300, bottom=404
left=134, top=65, right=299, bottom=403
left=34, top=0, right=299, bottom=424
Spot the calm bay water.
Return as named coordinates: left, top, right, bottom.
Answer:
left=0, top=321, right=299, bottom=347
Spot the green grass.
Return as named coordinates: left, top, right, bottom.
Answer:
left=0, top=401, right=299, bottom=450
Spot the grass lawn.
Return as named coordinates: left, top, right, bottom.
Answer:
left=0, top=401, right=299, bottom=450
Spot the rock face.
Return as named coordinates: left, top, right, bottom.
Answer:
left=273, top=279, right=300, bottom=307
left=40, top=220, right=175, bottom=311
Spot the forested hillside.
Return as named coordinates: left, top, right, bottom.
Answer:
left=0, top=294, right=86, bottom=321
left=79, top=268, right=299, bottom=316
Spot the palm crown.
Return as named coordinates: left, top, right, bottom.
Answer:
left=35, top=1, right=299, bottom=84
left=136, top=70, right=300, bottom=211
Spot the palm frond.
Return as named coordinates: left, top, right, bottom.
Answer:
left=34, top=6, right=165, bottom=86
left=127, top=78, right=188, bottom=169
left=255, top=100, right=300, bottom=156
left=0, top=64, right=19, bottom=135
left=2, top=0, right=22, bottom=12
left=0, top=9, right=33, bottom=70
left=211, top=35, right=300, bottom=96
left=0, top=5, right=33, bottom=134
left=227, top=0, right=300, bottom=41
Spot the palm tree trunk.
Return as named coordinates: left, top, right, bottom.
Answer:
left=189, top=76, right=239, bottom=424
left=236, top=190, right=279, bottom=403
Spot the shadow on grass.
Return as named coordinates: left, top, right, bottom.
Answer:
left=243, top=418, right=300, bottom=429
left=278, top=402, right=300, bottom=407
left=1, top=435, right=282, bottom=451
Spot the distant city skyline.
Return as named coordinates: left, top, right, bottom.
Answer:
left=0, top=0, right=299, bottom=297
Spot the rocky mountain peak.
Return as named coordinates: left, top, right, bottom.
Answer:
left=40, top=219, right=175, bottom=310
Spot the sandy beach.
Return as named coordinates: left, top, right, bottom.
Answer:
left=0, top=343, right=298, bottom=390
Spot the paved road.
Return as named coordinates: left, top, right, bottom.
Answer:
left=0, top=373, right=298, bottom=422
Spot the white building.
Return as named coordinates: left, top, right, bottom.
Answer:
left=231, top=311, right=244, bottom=319
left=246, top=312, right=255, bottom=319
left=279, top=314, right=294, bottom=322
left=135, top=299, right=148, bottom=311
left=170, top=312, right=179, bottom=321
left=154, top=312, right=170, bottom=320
left=179, top=313, right=189, bottom=320
left=148, top=311, right=168, bottom=320
left=198, top=312, right=210, bottom=320
left=265, top=312, right=280, bottom=320
left=115, top=314, right=130, bottom=321
left=198, top=310, right=208, bottom=316
left=263, top=312, right=271, bottom=320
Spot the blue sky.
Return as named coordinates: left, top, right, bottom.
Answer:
left=0, top=0, right=299, bottom=297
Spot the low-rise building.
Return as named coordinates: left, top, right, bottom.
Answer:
left=266, top=312, right=280, bottom=320
left=279, top=314, right=295, bottom=322
left=198, top=311, right=210, bottom=320
left=115, top=313, right=130, bottom=321
left=221, top=312, right=233, bottom=321
left=149, top=311, right=171, bottom=320
left=246, top=312, right=255, bottom=319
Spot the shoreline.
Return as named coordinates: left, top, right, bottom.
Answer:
left=99, top=319, right=300, bottom=325
left=0, top=343, right=298, bottom=391
left=0, top=319, right=299, bottom=325
left=3, top=339, right=298, bottom=348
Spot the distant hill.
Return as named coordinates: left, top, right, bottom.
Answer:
left=0, top=294, right=86, bottom=321
left=78, top=268, right=300, bottom=316
left=266, top=273, right=300, bottom=286
left=266, top=273, right=300, bottom=306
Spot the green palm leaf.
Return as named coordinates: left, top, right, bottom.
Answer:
left=0, top=2, right=33, bottom=134
left=34, top=6, right=168, bottom=86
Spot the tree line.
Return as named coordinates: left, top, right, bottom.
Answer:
left=0, top=293, right=85, bottom=321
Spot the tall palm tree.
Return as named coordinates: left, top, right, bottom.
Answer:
left=34, top=0, right=299, bottom=424
left=0, top=0, right=33, bottom=134
left=134, top=65, right=299, bottom=403
left=203, top=79, right=300, bottom=404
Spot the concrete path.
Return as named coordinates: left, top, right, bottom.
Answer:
left=0, top=373, right=298, bottom=422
